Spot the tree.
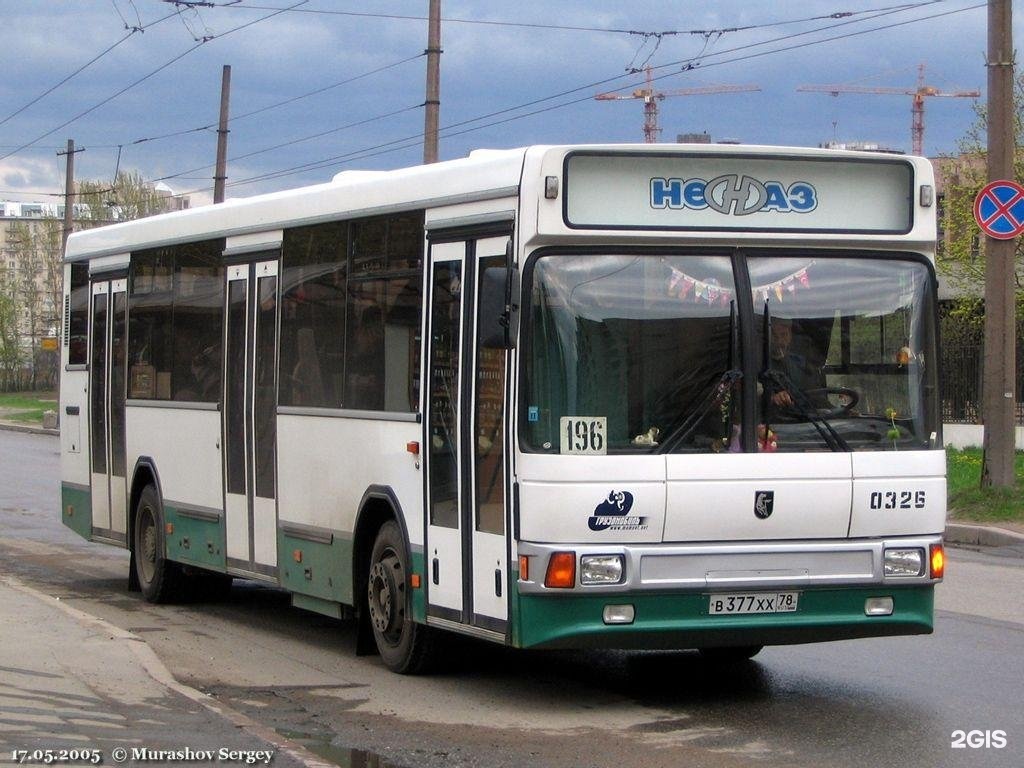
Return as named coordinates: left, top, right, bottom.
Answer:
left=8, top=219, right=62, bottom=389
left=0, top=271, right=23, bottom=389
left=76, top=170, right=170, bottom=224
left=936, top=72, right=1024, bottom=315
left=2, top=170, right=176, bottom=390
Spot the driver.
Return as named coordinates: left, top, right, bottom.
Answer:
left=765, top=315, right=835, bottom=421
left=767, top=318, right=821, bottom=413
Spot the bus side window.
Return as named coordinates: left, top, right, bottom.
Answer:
left=67, top=263, right=89, bottom=365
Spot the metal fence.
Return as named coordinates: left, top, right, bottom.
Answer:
left=940, top=319, right=1024, bottom=425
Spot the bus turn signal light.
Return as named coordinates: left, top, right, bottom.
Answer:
left=930, top=544, right=945, bottom=579
left=544, top=551, right=576, bottom=588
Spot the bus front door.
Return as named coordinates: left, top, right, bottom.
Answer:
left=222, top=260, right=279, bottom=578
left=88, top=278, right=128, bottom=542
left=425, top=236, right=510, bottom=636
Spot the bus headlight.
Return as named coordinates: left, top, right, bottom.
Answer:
left=580, top=554, right=625, bottom=585
left=883, top=548, right=925, bottom=577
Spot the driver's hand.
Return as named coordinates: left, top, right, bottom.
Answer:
left=771, top=390, right=794, bottom=408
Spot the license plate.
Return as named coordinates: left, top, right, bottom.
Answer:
left=708, top=592, right=800, bottom=615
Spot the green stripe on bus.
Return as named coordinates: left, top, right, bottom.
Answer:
left=61, top=483, right=92, bottom=540
left=513, top=585, right=934, bottom=650
left=278, top=530, right=354, bottom=605
left=163, top=507, right=226, bottom=570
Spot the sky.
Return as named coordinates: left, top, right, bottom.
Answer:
left=0, top=0, right=1015, bottom=206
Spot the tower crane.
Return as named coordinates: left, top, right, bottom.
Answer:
left=596, top=66, right=761, bottom=143
left=797, top=64, right=980, bottom=156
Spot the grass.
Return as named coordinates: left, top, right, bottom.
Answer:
left=0, top=391, right=56, bottom=425
left=946, top=446, right=1024, bottom=525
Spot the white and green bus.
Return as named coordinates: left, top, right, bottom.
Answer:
left=60, top=144, right=946, bottom=673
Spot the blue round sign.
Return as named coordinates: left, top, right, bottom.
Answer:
left=974, top=180, right=1024, bottom=240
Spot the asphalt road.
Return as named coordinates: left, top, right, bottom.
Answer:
left=1, top=430, right=1022, bottom=768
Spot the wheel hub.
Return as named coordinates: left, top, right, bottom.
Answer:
left=368, top=562, right=393, bottom=632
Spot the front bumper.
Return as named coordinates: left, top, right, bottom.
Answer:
left=511, top=536, right=941, bottom=650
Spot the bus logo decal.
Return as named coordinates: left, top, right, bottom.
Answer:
left=705, top=174, right=767, bottom=216
left=650, top=176, right=818, bottom=215
left=589, top=490, right=646, bottom=532
left=754, top=490, right=775, bottom=519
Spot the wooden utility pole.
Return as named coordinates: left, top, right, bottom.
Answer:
left=214, top=65, right=232, bottom=203
left=423, top=0, right=441, bottom=164
left=57, top=139, right=83, bottom=255
left=981, top=0, right=1017, bottom=488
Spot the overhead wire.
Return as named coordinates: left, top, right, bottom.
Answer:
left=197, top=1, right=948, bottom=37
left=0, top=0, right=309, bottom=165
left=184, top=0, right=982, bottom=194
left=126, top=51, right=425, bottom=149
left=0, top=8, right=182, bottom=129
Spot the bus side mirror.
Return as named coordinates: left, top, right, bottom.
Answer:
left=479, top=266, right=519, bottom=349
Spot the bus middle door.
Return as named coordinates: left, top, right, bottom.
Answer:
left=222, top=259, right=279, bottom=578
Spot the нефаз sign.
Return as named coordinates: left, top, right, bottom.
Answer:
left=563, top=151, right=915, bottom=234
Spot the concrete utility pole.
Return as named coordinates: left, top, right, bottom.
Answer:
left=214, top=65, right=232, bottom=204
left=981, top=0, right=1017, bottom=488
left=423, top=0, right=441, bottom=164
left=57, top=139, right=83, bottom=255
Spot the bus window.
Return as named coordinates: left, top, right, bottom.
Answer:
left=67, top=263, right=89, bottom=365
left=280, top=212, right=423, bottom=412
left=524, top=254, right=737, bottom=454
left=280, top=221, right=348, bottom=409
left=127, top=240, right=223, bottom=402
left=750, top=255, right=936, bottom=451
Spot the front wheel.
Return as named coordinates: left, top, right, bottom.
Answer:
left=366, top=521, right=436, bottom=674
left=133, top=485, right=184, bottom=603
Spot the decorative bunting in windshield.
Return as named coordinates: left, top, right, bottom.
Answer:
left=666, top=262, right=815, bottom=306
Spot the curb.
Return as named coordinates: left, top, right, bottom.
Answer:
left=945, top=523, right=1024, bottom=548
left=3, top=576, right=337, bottom=768
left=0, top=420, right=58, bottom=436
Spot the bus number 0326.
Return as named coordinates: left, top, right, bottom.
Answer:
left=869, top=490, right=925, bottom=510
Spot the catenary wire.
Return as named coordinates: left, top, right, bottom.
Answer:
left=0, top=9, right=182, bottom=129
left=184, top=0, right=983, bottom=194
left=0, top=1, right=309, bottom=165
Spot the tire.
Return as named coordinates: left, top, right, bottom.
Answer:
left=698, top=645, right=763, bottom=663
left=133, top=485, right=184, bottom=603
left=366, top=521, right=436, bottom=674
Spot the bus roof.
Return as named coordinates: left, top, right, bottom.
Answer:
left=64, top=146, right=531, bottom=262
left=64, top=143, right=931, bottom=262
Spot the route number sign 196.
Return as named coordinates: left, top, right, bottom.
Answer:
left=559, top=417, right=607, bottom=455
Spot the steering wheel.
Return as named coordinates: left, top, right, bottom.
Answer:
left=802, top=387, right=860, bottom=419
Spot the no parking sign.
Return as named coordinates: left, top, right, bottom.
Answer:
left=974, top=179, right=1024, bottom=240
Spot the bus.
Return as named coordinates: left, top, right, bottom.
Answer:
left=60, top=144, right=946, bottom=673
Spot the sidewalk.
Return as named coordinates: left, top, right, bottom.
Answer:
left=0, top=575, right=331, bottom=767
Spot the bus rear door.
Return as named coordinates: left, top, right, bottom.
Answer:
left=88, top=277, right=128, bottom=542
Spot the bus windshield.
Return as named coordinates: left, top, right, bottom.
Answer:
left=522, top=252, right=938, bottom=454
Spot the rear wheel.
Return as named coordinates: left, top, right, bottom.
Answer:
left=698, top=645, right=763, bottom=663
left=133, top=485, right=184, bottom=603
left=367, top=521, right=436, bottom=674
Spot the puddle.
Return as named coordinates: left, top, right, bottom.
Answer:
left=276, top=729, right=401, bottom=768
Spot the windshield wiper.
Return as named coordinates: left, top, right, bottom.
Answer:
left=659, top=368, right=743, bottom=453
